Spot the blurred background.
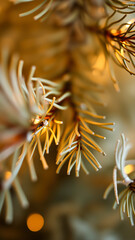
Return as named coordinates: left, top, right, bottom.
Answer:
left=0, top=1, right=135, bottom=239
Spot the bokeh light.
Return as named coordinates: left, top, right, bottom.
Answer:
left=27, top=213, right=44, bottom=232
left=124, top=165, right=134, bottom=175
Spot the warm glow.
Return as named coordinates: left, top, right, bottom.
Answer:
left=121, top=18, right=135, bottom=32
left=120, top=48, right=124, bottom=55
left=115, top=47, right=125, bottom=65
left=5, top=171, right=11, bottom=180
left=54, top=120, right=63, bottom=124
left=33, top=118, right=41, bottom=125
left=127, top=18, right=135, bottom=25
left=93, top=53, right=105, bottom=71
left=124, top=165, right=134, bottom=175
left=27, top=213, right=44, bottom=232
left=110, top=29, right=117, bottom=35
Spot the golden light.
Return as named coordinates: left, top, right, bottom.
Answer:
left=93, top=52, right=106, bottom=71
left=5, top=171, right=11, bottom=180
left=127, top=18, right=135, bottom=25
left=27, top=213, right=44, bottom=232
left=54, top=120, right=63, bottom=124
left=110, top=29, right=117, bottom=35
left=33, top=118, right=41, bottom=125
left=121, top=18, right=135, bottom=32
left=124, top=165, right=134, bottom=175
left=115, top=47, right=125, bottom=65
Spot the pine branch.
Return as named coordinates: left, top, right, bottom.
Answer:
left=0, top=49, right=69, bottom=222
left=104, top=134, right=135, bottom=226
